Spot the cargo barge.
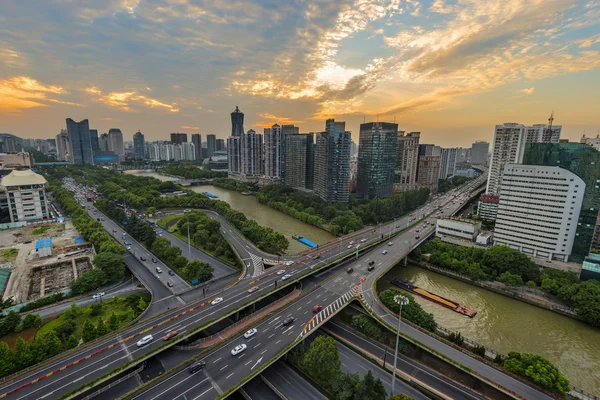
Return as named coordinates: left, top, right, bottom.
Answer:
left=391, top=278, right=477, bottom=318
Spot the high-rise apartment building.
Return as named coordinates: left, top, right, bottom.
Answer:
left=284, top=133, right=314, bottom=190
left=216, top=139, right=225, bottom=151
left=108, top=128, right=124, bottom=156
left=228, top=136, right=242, bottom=175
left=264, top=124, right=282, bottom=180
left=242, top=130, right=263, bottom=177
left=494, top=164, right=584, bottom=262
left=66, top=118, right=94, bottom=165
left=99, top=133, right=109, bottom=152
left=416, top=155, right=441, bottom=193
left=523, top=143, right=600, bottom=262
left=231, top=106, right=244, bottom=137
left=133, top=131, right=145, bottom=159
left=206, top=134, right=217, bottom=158
left=56, top=129, right=69, bottom=161
left=313, top=119, right=351, bottom=204
left=470, top=141, right=489, bottom=165
left=356, top=122, right=398, bottom=199
left=525, top=122, right=561, bottom=144
left=191, top=134, right=202, bottom=161
left=170, top=133, right=188, bottom=144
left=395, top=132, right=420, bottom=192
left=280, top=124, right=299, bottom=180
left=485, top=123, right=526, bottom=196
left=439, top=148, right=458, bottom=180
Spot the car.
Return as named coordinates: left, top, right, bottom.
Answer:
left=277, top=269, right=286, bottom=275
left=231, top=344, right=247, bottom=356
left=140, top=256, right=146, bottom=261
left=188, top=361, right=206, bottom=373
left=415, top=235, right=420, bottom=239
left=244, top=328, right=257, bottom=339
left=416, top=229, right=420, bottom=233
left=367, top=265, right=375, bottom=271
left=156, top=267, right=163, bottom=273
left=152, top=257, right=157, bottom=263
left=346, top=267, right=353, bottom=273
left=313, top=305, right=323, bottom=313
left=125, top=242, right=132, bottom=246
left=281, top=274, right=291, bottom=280
left=368, top=260, right=375, bottom=265
left=282, top=317, right=295, bottom=327
left=101, top=218, right=105, bottom=221
left=360, top=238, right=366, bottom=243
left=248, top=286, right=259, bottom=293
left=92, top=292, right=105, bottom=299
left=136, top=335, right=154, bottom=347
left=211, top=297, right=224, bottom=305
left=168, top=281, right=174, bottom=287
left=97, top=218, right=101, bottom=222
left=285, top=261, right=293, bottom=266
left=349, top=240, right=354, bottom=245
left=168, top=270, right=174, bottom=276
left=163, top=330, right=179, bottom=340
left=112, top=229, right=116, bottom=233
left=388, top=242, right=393, bottom=246
left=347, top=245, right=353, bottom=249
left=382, top=250, right=388, bottom=255
left=126, top=246, right=131, bottom=251
left=315, top=255, right=321, bottom=259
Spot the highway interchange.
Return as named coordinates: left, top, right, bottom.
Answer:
left=0, top=173, right=552, bottom=400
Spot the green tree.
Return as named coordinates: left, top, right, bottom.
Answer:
left=64, top=335, right=79, bottom=350
left=90, top=303, right=103, bottom=316
left=54, top=319, right=77, bottom=343
left=302, top=336, right=341, bottom=387
left=503, top=352, right=570, bottom=396
left=108, top=312, right=120, bottom=331
left=63, top=302, right=80, bottom=320
left=0, top=310, right=21, bottom=336
left=137, top=297, right=148, bottom=312
left=480, top=246, right=540, bottom=282
left=356, top=370, right=387, bottom=400
left=96, top=319, right=109, bottom=337
left=497, top=272, right=524, bottom=287
left=526, top=280, right=536, bottom=289
left=183, top=260, right=214, bottom=282
left=70, top=269, right=108, bottom=295
left=13, top=338, right=34, bottom=370
left=388, top=395, right=415, bottom=400
left=332, top=372, right=360, bottom=400
left=0, top=341, right=15, bottom=377
left=22, top=313, right=43, bottom=329
left=93, top=252, right=126, bottom=282
left=379, top=289, right=437, bottom=332
left=82, top=319, right=97, bottom=342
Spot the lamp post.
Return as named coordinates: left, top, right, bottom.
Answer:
left=391, top=294, right=409, bottom=395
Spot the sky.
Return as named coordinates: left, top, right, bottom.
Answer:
left=1, top=0, right=600, bottom=147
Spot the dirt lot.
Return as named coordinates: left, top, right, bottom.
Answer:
left=1, top=220, right=95, bottom=303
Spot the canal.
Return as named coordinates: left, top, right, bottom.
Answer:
left=123, top=171, right=336, bottom=254
left=378, top=264, right=600, bottom=394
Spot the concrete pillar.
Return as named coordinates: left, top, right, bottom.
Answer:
left=235, top=311, right=240, bottom=321
left=72, top=258, right=78, bottom=280
left=40, top=267, right=46, bottom=297
left=403, top=256, right=408, bottom=266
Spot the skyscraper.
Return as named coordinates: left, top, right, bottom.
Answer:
left=284, top=133, right=314, bottom=190
left=108, top=128, right=124, bottom=156
left=242, top=130, right=263, bottom=177
left=90, top=129, right=100, bottom=156
left=231, top=106, right=244, bottom=137
left=264, top=124, right=282, bottom=180
left=216, top=139, right=225, bottom=151
left=207, top=134, right=217, bottom=158
left=56, top=129, right=69, bottom=161
left=313, top=119, right=351, bottom=204
left=99, top=133, right=109, bottom=152
left=191, top=134, right=202, bottom=161
left=66, top=118, right=94, bottom=165
left=170, top=133, right=188, bottom=144
left=395, top=132, right=420, bottom=192
left=227, top=136, right=242, bottom=175
left=133, top=131, right=145, bottom=159
left=356, top=122, right=398, bottom=199
left=439, top=148, right=458, bottom=180
left=470, top=141, right=489, bottom=165
left=416, top=155, right=441, bottom=193
left=486, top=123, right=526, bottom=196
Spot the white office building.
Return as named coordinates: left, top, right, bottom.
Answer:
left=1, top=170, right=49, bottom=223
left=493, top=164, right=585, bottom=262
left=436, top=218, right=481, bottom=241
left=486, top=123, right=527, bottom=196
left=525, top=124, right=561, bottom=144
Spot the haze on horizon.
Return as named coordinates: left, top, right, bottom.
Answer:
left=1, top=0, right=600, bottom=147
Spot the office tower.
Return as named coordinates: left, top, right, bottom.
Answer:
left=227, top=136, right=242, bottom=175
left=419, top=144, right=442, bottom=157
left=523, top=143, right=600, bottom=262
left=89, top=129, right=100, bottom=157
left=207, top=134, right=217, bottom=158
left=486, top=123, right=526, bottom=196
left=280, top=124, right=299, bottom=180
left=191, top=134, right=202, bottom=161
left=231, top=106, right=244, bottom=137
left=170, top=133, right=188, bottom=144
left=56, top=129, right=69, bottom=161
left=439, top=148, right=458, bottom=180
left=216, top=138, right=225, bottom=151
left=242, top=129, right=263, bottom=176
left=66, top=118, right=94, bottom=165
left=416, top=155, right=441, bottom=193
left=470, top=141, right=489, bottom=165
left=133, top=131, right=145, bottom=159
left=284, top=133, right=314, bottom=190
left=108, top=128, right=124, bottom=156
left=99, top=133, right=109, bottom=152
left=356, top=122, right=398, bottom=199
left=494, top=164, right=584, bottom=262
left=264, top=124, right=282, bottom=180
left=313, top=119, right=351, bottom=204
left=0, top=169, right=49, bottom=223
left=395, top=132, right=420, bottom=192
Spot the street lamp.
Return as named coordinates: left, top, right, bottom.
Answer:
left=391, top=294, right=409, bottom=395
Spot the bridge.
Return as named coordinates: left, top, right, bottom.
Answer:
left=0, top=176, right=553, bottom=400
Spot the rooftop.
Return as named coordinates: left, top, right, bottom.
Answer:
left=1, top=169, right=47, bottom=187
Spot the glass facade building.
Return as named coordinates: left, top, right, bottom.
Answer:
left=356, top=122, right=398, bottom=199
left=66, top=118, right=94, bottom=165
left=133, top=131, right=145, bottom=159
left=523, top=143, right=600, bottom=262
left=231, top=106, right=244, bottom=137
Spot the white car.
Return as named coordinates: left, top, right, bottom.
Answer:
left=349, top=240, right=354, bottom=245
left=92, top=292, right=105, bottom=299
left=127, top=246, right=131, bottom=250
left=285, top=261, right=293, bottom=266
left=281, top=274, right=292, bottom=281
left=231, top=344, right=247, bottom=356
left=244, top=328, right=257, bottom=339
left=136, top=334, right=154, bottom=347
left=211, top=297, right=224, bottom=305
left=347, top=245, right=353, bottom=249
left=277, top=270, right=286, bottom=275
left=360, top=238, right=367, bottom=243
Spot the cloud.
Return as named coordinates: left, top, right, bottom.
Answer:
left=180, top=125, right=199, bottom=130
left=254, top=113, right=303, bottom=128
left=86, top=85, right=179, bottom=113
left=0, top=76, right=70, bottom=113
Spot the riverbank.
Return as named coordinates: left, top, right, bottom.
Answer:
left=409, top=259, right=580, bottom=320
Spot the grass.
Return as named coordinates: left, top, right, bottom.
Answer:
left=36, top=294, right=150, bottom=340
left=170, top=227, right=241, bottom=268
left=2, top=248, right=18, bottom=259
left=31, top=225, right=54, bottom=235
left=157, top=214, right=182, bottom=230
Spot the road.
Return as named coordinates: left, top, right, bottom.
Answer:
left=0, top=176, right=496, bottom=400
left=325, top=320, right=486, bottom=400
left=261, top=361, right=327, bottom=400
left=241, top=376, right=281, bottom=400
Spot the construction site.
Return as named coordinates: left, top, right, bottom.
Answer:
left=0, top=220, right=95, bottom=303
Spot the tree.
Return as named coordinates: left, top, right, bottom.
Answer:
left=497, top=272, right=524, bottom=287
left=22, top=313, right=43, bottom=329
left=302, top=336, right=341, bottom=387
left=388, top=395, right=415, bottom=400
left=96, top=319, right=108, bottom=337
left=63, top=302, right=80, bottom=320
left=183, top=260, right=214, bottom=282
left=355, top=370, right=387, bottom=400
left=93, top=252, right=126, bottom=282
left=526, top=280, right=536, bottom=290
left=379, top=289, right=437, bottom=332
left=90, top=303, right=103, bottom=316
left=332, top=372, right=360, bottom=400
left=54, top=319, right=77, bottom=343
left=503, top=352, right=570, bottom=396
left=82, top=319, right=97, bottom=342
left=108, top=312, right=120, bottom=331
left=70, top=268, right=108, bottom=295
left=0, top=341, right=15, bottom=377
left=137, top=297, right=148, bottom=312
left=64, top=335, right=79, bottom=350
left=480, top=246, right=540, bottom=282
left=0, top=310, right=21, bottom=336
left=13, top=338, right=34, bottom=370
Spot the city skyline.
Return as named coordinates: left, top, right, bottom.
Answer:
left=1, top=1, right=600, bottom=145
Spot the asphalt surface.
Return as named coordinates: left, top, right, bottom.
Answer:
left=241, top=377, right=281, bottom=400
left=261, top=361, right=326, bottom=400
left=325, top=320, right=486, bottom=400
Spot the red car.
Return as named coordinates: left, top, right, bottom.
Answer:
left=248, top=286, right=259, bottom=293
left=163, top=330, right=179, bottom=341
left=313, top=305, right=323, bottom=313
